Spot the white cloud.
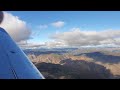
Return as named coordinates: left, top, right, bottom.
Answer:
left=45, top=41, right=67, bottom=47
left=19, top=42, right=46, bottom=49
left=20, top=28, right=120, bottom=49
left=37, top=24, right=48, bottom=29
left=51, top=21, right=65, bottom=28
left=50, top=28, right=120, bottom=46
left=0, top=11, right=31, bottom=42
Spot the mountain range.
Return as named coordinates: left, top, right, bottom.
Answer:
left=23, top=47, right=120, bottom=79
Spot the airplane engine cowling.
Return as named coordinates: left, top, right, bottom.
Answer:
left=0, top=11, right=3, bottom=24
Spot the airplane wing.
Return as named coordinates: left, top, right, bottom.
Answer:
left=0, top=11, right=44, bottom=79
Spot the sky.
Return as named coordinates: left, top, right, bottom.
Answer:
left=1, top=11, right=120, bottom=48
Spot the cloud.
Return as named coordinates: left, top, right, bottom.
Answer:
left=50, top=28, right=120, bottom=46
left=19, top=42, right=46, bottom=49
left=18, top=40, right=68, bottom=49
left=0, top=11, right=31, bottom=42
left=45, top=41, right=67, bottom=47
left=37, top=24, right=48, bottom=29
left=51, top=21, right=65, bottom=28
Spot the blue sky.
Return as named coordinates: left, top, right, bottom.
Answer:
left=5, top=11, right=120, bottom=47
left=8, top=11, right=120, bottom=29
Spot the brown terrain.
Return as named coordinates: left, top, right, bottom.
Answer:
left=24, top=48, right=120, bottom=79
